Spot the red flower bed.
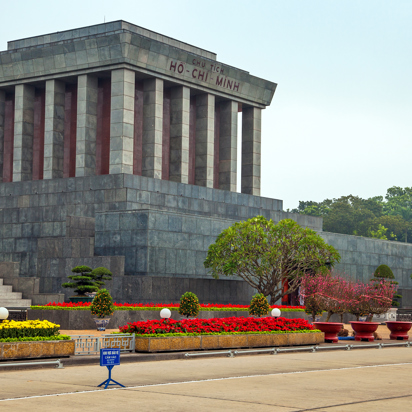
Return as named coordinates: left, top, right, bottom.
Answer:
left=119, top=316, right=314, bottom=335
left=41, top=301, right=304, bottom=309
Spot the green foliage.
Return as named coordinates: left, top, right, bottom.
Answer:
left=368, top=224, right=389, bottom=240
left=0, top=335, right=70, bottom=343
left=371, top=264, right=400, bottom=307
left=293, top=187, right=412, bottom=243
left=248, top=293, right=270, bottom=317
left=90, top=289, right=114, bottom=318
left=204, top=216, right=340, bottom=304
left=31, top=305, right=305, bottom=312
left=0, top=325, right=59, bottom=339
left=374, top=264, right=394, bottom=279
left=91, top=267, right=113, bottom=289
left=178, top=292, right=200, bottom=318
left=62, top=265, right=99, bottom=296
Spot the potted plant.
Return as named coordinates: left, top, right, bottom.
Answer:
left=178, top=292, right=200, bottom=318
left=62, top=266, right=98, bottom=303
left=248, top=293, right=270, bottom=317
left=301, top=273, right=344, bottom=343
left=349, top=279, right=396, bottom=341
left=385, top=320, right=412, bottom=340
left=90, top=288, right=115, bottom=331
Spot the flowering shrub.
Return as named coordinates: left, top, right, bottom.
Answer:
left=0, top=320, right=60, bottom=339
left=301, top=272, right=398, bottom=321
left=33, top=302, right=305, bottom=311
left=90, top=288, right=114, bottom=318
left=119, top=316, right=315, bottom=335
left=301, top=273, right=353, bottom=322
left=350, top=280, right=397, bottom=320
left=248, top=293, right=270, bottom=317
left=179, top=292, right=200, bottom=318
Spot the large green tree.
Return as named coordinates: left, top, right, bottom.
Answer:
left=292, top=187, right=412, bottom=243
left=204, top=217, right=340, bottom=304
left=383, top=186, right=412, bottom=242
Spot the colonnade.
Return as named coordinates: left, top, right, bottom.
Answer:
left=0, top=68, right=261, bottom=194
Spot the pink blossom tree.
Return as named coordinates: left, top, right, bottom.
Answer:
left=301, top=273, right=353, bottom=322
left=349, top=280, right=397, bottom=321
left=301, top=273, right=397, bottom=322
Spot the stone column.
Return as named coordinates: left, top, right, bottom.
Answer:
left=142, top=78, right=163, bottom=179
left=241, top=107, right=261, bottom=196
left=13, top=84, right=35, bottom=181
left=219, top=101, right=238, bottom=192
left=195, top=94, right=215, bottom=187
left=43, top=80, right=65, bottom=179
left=76, top=74, right=98, bottom=177
left=0, top=90, right=5, bottom=182
left=170, top=86, right=190, bottom=183
left=109, top=69, right=135, bottom=174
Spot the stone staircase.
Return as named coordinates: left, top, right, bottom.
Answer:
left=0, top=277, right=32, bottom=308
left=0, top=262, right=64, bottom=306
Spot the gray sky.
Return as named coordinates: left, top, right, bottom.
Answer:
left=1, top=1, right=411, bottom=209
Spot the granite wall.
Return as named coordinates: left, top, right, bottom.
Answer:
left=321, top=231, right=412, bottom=307
left=1, top=172, right=412, bottom=305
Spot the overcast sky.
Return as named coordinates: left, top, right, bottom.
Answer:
left=1, top=1, right=411, bottom=210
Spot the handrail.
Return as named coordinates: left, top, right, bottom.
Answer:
left=184, top=341, right=412, bottom=358
left=0, top=359, right=64, bottom=368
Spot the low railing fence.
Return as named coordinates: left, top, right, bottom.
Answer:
left=71, top=333, right=135, bottom=356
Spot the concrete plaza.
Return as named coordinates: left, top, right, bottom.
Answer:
left=1, top=346, right=411, bottom=411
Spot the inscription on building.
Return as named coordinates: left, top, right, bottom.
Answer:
left=167, top=59, right=241, bottom=92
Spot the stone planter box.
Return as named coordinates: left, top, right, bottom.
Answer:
left=29, top=309, right=311, bottom=330
left=0, top=340, right=75, bottom=360
left=135, top=332, right=324, bottom=352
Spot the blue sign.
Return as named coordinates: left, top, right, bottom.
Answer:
left=100, top=348, right=120, bottom=367
left=98, top=348, right=124, bottom=389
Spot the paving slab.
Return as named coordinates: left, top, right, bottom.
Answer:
left=0, top=347, right=412, bottom=411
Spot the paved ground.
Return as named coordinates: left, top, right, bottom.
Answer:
left=1, top=323, right=409, bottom=410
left=1, top=345, right=412, bottom=411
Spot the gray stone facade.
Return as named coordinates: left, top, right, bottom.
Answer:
left=321, top=232, right=412, bottom=306
left=0, top=173, right=292, bottom=303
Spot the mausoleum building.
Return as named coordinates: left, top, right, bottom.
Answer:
left=0, top=21, right=411, bottom=306
left=0, top=20, right=275, bottom=194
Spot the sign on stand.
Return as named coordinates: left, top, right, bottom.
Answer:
left=98, top=348, right=125, bottom=389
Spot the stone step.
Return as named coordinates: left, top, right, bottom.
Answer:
left=0, top=278, right=3, bottom=286
left=1, top=277, right=40, bottom=297
left=0, top=291, right=23, bottom=299
left=0, top=299, right=32, bottom=307
left=0, top=285, right=13, bottom=293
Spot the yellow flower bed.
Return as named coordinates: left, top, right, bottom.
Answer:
left=0, top=319, right=60, bottom=339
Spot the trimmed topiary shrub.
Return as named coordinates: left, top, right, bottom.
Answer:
left=90, top=289, right=114, bottom=318
left=178, top=292, right=200, bottom=318
left=371, top=264, right=401, bottom=307
left=373, top=264, right=394, bottom=279
left=91, top=267, right=113, bottom=289
left=248, top=293, right=270, bottom=317
left=62, top=265, right=98, bottom=296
